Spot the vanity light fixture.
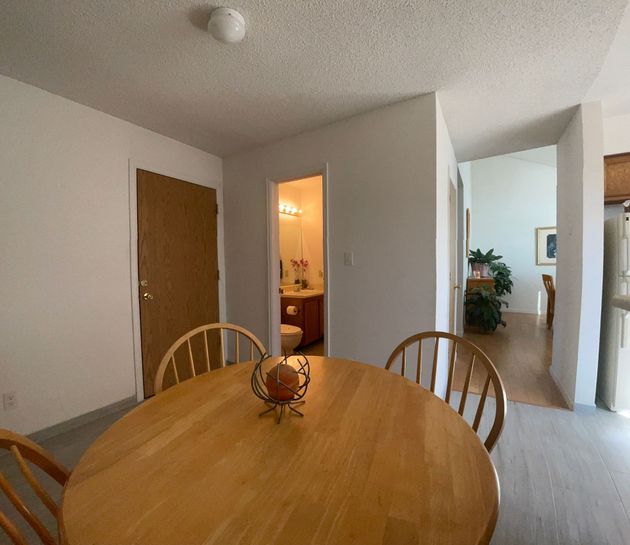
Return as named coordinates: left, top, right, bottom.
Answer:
left=279, top=203, right=302, bottom=216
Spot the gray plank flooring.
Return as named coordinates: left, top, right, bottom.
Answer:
left=2, top=397, right=630, bottom=544
left=0, top=405, right=134, bottom=544
left=488, top=400, right=630, bottom=545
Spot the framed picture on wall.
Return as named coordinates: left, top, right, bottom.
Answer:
left=536, top=226, right=557, bottom=266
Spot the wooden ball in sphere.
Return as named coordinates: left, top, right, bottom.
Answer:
left=265, top=364, right=299, bottom=401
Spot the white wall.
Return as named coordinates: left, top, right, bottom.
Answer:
left=604, top=113, right=630, bottom=155
left=455, top=170, right=466, bottom=336
left=469, top=154, right=557, bottom=314
left=458, top=161, right=472, bottom=294
left=0, top=75, right=223, bottom=434
left=224, top=95, right=441, bottom=370
left=435, top=98, right=458, bottom=332
left=434, top=98, right=459, bottom=393
left=551, top=102, right=604, bottom=408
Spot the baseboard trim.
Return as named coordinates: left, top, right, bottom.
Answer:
left=573, top=402, right=597, bottom=414
left=549, top=367, right=574, bottom=410
left=504, top=308, right=541, bottom=315
left=28, top=396, right=138, bottom=443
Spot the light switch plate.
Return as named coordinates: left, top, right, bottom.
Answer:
left=344, top=252, right=354, bottom=266
left=3, top=392, right=17, bottom=411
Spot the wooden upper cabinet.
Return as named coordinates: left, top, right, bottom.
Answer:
left=605, top=153, right=630, bottom=204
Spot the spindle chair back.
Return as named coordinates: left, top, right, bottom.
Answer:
left=385, top=331, right=506, bottom=451
left=0, top=429, right=71, bottom=545
left=154, top=322, right=266, bottom=393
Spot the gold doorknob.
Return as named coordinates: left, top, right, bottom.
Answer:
left=142, top=292, right=154, bottom=301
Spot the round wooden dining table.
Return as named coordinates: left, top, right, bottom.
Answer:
left=61, top=356, right=499, bottom=545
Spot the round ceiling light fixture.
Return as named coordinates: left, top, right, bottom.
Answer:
left=208, top=7, right=246, bottom=44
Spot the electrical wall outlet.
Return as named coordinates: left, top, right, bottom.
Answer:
left=3, top=391, right=17, bottom=411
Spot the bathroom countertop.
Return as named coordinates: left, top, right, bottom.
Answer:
left=280, top=289, right=324, bottom=298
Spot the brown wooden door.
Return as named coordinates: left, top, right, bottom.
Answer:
left=137, top=169, right=219, bottom=397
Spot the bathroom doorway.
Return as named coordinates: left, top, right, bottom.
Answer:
left=267, top=171, right=329, bottom=357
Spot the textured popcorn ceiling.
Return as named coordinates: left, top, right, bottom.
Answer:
left=0, top=1, right=626, bottom=160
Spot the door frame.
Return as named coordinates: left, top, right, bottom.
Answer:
left=456, top=171, right=465, bottom=335
left=128, top=160, right=226, bottom=401
left=448, top=179, right=459, bottom=334
left=266, top=164, right=330, bottom=356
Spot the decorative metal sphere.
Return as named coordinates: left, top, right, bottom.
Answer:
left=251, top=353, right=310, bottom=423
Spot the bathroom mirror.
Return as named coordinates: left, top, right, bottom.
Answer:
left=279, top=214, right=302, bottom=285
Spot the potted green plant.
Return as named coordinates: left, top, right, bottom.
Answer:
left=489, top=261, right=513, bottom=298
left=465, top=287, right=507, bottom=332
left=469, top=248, right=502, bottom=278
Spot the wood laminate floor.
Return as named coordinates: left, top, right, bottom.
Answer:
left=3, top=388, right=630, bottom=544
left=302, top=339, right=325, bottom=356
left=463, top=311, right=567, bottom=409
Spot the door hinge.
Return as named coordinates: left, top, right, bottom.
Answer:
left=217, top=269, right=220, bottom=280
left=216, top=203, right=219, bottom=215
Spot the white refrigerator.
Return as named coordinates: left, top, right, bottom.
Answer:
left=599, top=212, right=630, bottom=412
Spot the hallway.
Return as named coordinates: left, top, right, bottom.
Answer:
left=464, top=312, right=567, bottom=409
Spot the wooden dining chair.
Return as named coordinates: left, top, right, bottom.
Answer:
left=385, top=331, right=507, bottom=452
left=154, top=322, right=267, bottom=394
left=542, top=274, right=555, bottom=329
left=0, top=429, right=71, bottom=545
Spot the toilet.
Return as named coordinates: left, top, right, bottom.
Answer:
left=281, top=324, right=303, bottom=354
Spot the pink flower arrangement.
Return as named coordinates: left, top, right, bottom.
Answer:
left=290, top=258, right=309, bottom=272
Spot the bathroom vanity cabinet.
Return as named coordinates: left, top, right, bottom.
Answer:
left=281, top=293, right=324, bottom=347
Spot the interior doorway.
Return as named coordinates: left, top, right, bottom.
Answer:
left=267, top=171, right=329, bottom=357
left=458, top=146, right=565, bottom=409
left=136, top=169, right=220, bottom=397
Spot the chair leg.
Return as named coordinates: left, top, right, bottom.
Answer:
left=546, top=300, right=551, bottom=329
